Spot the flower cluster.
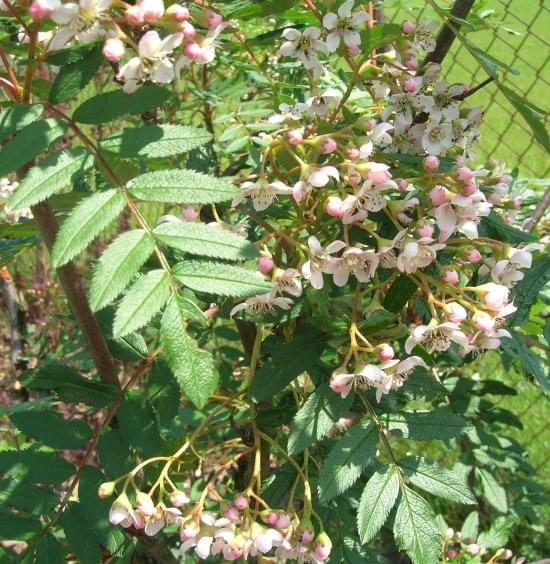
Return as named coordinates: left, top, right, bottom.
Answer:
left=442, top=527, right=519, bottom=563
left=26, top=0, right=226, bottom=92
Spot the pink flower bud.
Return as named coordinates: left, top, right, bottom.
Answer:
left=423, top=155, right=440, bottom=172
left=325, top=196, right=344, bottom=218
left=180, top=524, right=199, bottom=541
left=503, top=549, right=513, bottom=560
left=233, top=495, right=249, bottom=510
left=396, top=211, right=412, bottom=224
left=182, top=20, right=196, bottom=39
left=397, top=178, right=409, bottom=191
left=126, top=5, right=144, bottom=26
left=29, top=0, right=53, bottom=20
left=276, top=513, right=290, bottom=529
left=165, top=3, right=189, bottom=22
left=429, top=185, right=448, bottom=206
left=443, top=528, right=455, bottom=541
left=169, top=490, right=189, bottom=507
left=443, top=269, right=459, bottom=285
left=447, top=550, right=458, bottom=558
left=257, top=256, right=274, bottom=274
left=416, top=224, right=434, bottom=238
left=488, top=158, right=500, bottom=169
left=466, top=248, right=482, bottom=263
left=301, top=529, right=315, bottom=544
left=346, top=147, right=360, bottom=161
left=364, top=118, right=377, bottom=132
left=138, top=0, right=164, bottom=22
left=377, top=343, right=395, bottom=361
left=136, top=492, right=155, bottom=516
left=314, top=533, right=332, bottom=561
left=477, top=282, right=510, bottom=312
left=182, top=204, right=199, bottom=221
left=204, top=304, right=219, bottom=318
left=461, top=182, right=477, bottom=196
left=402, top=20, right=416, bottom=33
left=456, top=166, right=473, bottom=182
left=466, top=544, right=480, bottom=556
left=103, top=38, right=125, bottom=62
left=321, top=137, right=338, bottom=154
left=207, top=10, right=223, bottom=28
left=499, top=175, right=513, bottom=186
left=444, top=302, right=467, bottom=324
left=287, top=128, right=303, bottom=146
left=265, top=511, right=278, bottom=526
left=403, top=78, right=417, bottom=93
left=224, top=506, right=240, bottom=522
left=472, top=311, right=495, bottom=332
left=98, top=481, right=116, bottom=499
left=405, top=56, right=419, bottom=70
left=347, top=45, right=360, bottom=56
left=184, top=42, right=202, bottom=60
left=367, top=169, right=391, bottom=185
left=512, top=196, right=522, bottom=209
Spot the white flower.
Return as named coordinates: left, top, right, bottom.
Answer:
left=416, top=81, right=464, bottom=122
left=231, top=179, right=292, bottom=211
left=308, top=165, right=339, bottom=188
left=230, top=292, right=293, bottom=317
left=272, top=268, right=302, bottom=297
left=301, top=236, right=345, bottom=290
left=279, top=27, right=327, bottom=71
left=421, top=120, right=454, bottom=155
left=377, top=229, right=408, bottom=268
left=405, top=321, right=469, bottom=354
left=464, top=328, right=511, bottom=355
left=490, top=244, right=542, bottom=287
left=144, top=505, right=182, bottom=536
left=325, top=246, right=379, bottom=286
left=340, top=177, right=395, bottom=224
left=396, top=237, right=445, bottom=273
left=412, top=19, right=438, bottom=54
left=118, top=31, right=183, bottom=93
left=269, top=101, right=309, bottom=123
left=306, top=88, right=341, bottom=117
left=322, top=0, right=369, bottom=52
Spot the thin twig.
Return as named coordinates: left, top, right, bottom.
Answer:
left=523, top=186, right=550, bottom=233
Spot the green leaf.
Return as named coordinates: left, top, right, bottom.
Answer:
left=10, top=409, right=92, bottom=449
left=366, top=23, right=402, bottom=51
left=173, top=260, right=271, bottom=298
left=0, top=479, right=58, bottom=514
left=399, top=456, right=475, bottom=505
left=8, top=148, right=94, bottom=210
left=385, top=408, right=470, bottom=440
left=357, top=465, right=400, bottom=544
left=34, top=533, right=64, bottom=564
left=227, top=0, right=297, bottom=18
left=0, top=451, right=74, bottom=485
left=118, top=390, right=163, bottom=457
left=154, top=221, right=258, bottom=261
left=251, top=325, right=327, bottom=401
left=72, top=84, right=171, bottom=124
left=127, top=169, right=238, bottom=204
left=478, top=211, right=535, bottom=244
left=510, top=255, right=550, bottom=326
left=51, top=189, right=126, bottom=267
left=46, top=40, right=102, bottom=65
left=161, top=297, right=218, bottom=409
left=112, top=269, right=170, bottom=338
left=478, top=468, right=507, bottom=513
left=460, top=511, right=479, bottom=539
left=49, top=44, right=103, bottom=104
left=97, top=428, right=133, bottom=479
left=89, top=229, right=156, bottom=312
left=146, top=360, right=180, bottom=428
left=319, top=421, right=378, bottom=502
left=100, top=124, right=212, bottom=158
left=501, top=331, right=549, bottom=390
left=0, top=104, right=43, bottom=142
left=394, top=487, right=441, bottom=564
left=0, top=118, right=67, bottom=176
left=383, top=275, right=418, bottom=313
left=0, top=509, right=40, bottom=540
left=61, top=502, right=103, bottom=564
left=287, top=383, right=354, bottom=455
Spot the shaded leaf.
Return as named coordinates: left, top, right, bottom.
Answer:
left=0, top=104, right=43, bottom=142
left=385, top=408, right=470, bottom=440
left=0, top=451, right=74, bottom=485
left=478, top=468, right=507, bottom=513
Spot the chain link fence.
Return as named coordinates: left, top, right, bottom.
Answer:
left=379, top=0, right=550, bottom=178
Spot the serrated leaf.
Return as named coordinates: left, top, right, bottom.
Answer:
left=46, top=40, right=102, bottom=65
left=127, top=169, right=238, bottom=204
left=52, top=189, right=125, bottom=267
left=0, top=510, right=41, bottom=540
left=72, top=84, right=171, bottom=124
left=8, top=148, right=94, bottom=210
left=173, top=260, right=271, bottom=298
left=112, top=269, right=170, bottom=338
left=385, top=408, right=470, bottom=440
left=478, top=468, right=507, bottom=513
left=460, top=511, right=479, bottom=539
left=89, top=229, right=156, bottom=311
left=34, top=533, right=63, bottom=564
left=161, top=297, right=218, bottom=409
left=510, top=255, right=550, bottom=326
left=501, top=331, right=549, bottom=390
left=154, top=221, right=258, bottom=261
left=61, top=502, right=103, bottom=564
left=100, top=124, right=212, bottom=158
left=478, top=211, right=534, bottom=244
left=319, top=421, right=378, bottom=502
left=357, top=465, right=400, bottom=544
left=0, top=104, right=43, bottom=142
left=394, top=487, right=440, bottom=564
left=10, top=409, right=92, bottom=449
left=287, top=383, right=354, bottom=455
left=399, top=456, right=475, bottom=504
left=251, top=325, right=326, bottom=401
left=0, top=118, right=67, bottom=176
left=0, top=480, right=58, bottom=515
left=0, top=451, right=74, bottom=485
left=383, top=275, right=418, bottom=313
left=146, top=360, right=180, bottom=428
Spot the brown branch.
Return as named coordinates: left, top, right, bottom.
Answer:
left=422, top=0, right=476, bottom=67
left=30, top=202, right=120, bottom=388
left=523, top=186, right=550, bottom=233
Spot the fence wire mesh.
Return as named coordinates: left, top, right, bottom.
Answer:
left=379, top=0, right=550, bottom=178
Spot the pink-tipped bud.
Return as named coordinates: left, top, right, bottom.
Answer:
left=314, top=533, right=332, bottom=561
left=321, top=137, right=338, bottom=154
left=429, top=185, right=448, bottom=206
left=169, top=490, right=190, bottom=507
left=416, top=224, right=434, bottom=238
left=139, top=0, right=164, bottom=22
left=443, top=269, right=459, bottom=285
left=512, top=196, right=522, bottom=209
left=444, top=302, right=467, bottom=324
left=377, top=343, right=395, bottom=361
left=364, top=118, right=377, bottom=132
left=499, top=175, right=513, bottom=186
left=456, top=166, right=473, bottom=182
left=488, top=158, right=500, bottom=169
left=447, top=550, right=458, bottom=558
left=503, top=549, right=513, bottom=560
left=397, top=178, right=409, bottom=191
left=396, top=211, right=412, bottom=224
left=403, top=77, right=417, bottom=93
left=325, top=196, right=344, bottom=218
left=182, top=205, right=199, bottom=221
left=301, top=530, right=315, bottom=544
left=207, top=10, right=223, bottom=28
left=346, top=147, right=360, bottom=161
left=347, top=45, right=360, bottom=56
left=224, top=506, right=240, bottom=522
left=405, top=56, right=419, bottom=70
left=461, top=182, right=477, bottom=196
left=257, top=256, right=274, bottom=274
left=126, top=5, right=144, bottom=26
left=472, top=311, right=495, bottom=332
left=184, top=42, right=202, bottom=60
left=402, top=20, right=416, bottom=33
left=466, top=544, right=480, bottom=556
left=180, top=524, right=199, bottom=541
left=203, top=304, right=219, bottom=318
left=265, top=511, right=278, bottom=526
left=98, top=481, right=116, bottom=499
left=443, top=528, right=455, bottom=541
left=103, top=38, right=125, bottom=62
left=423, top=155, right=440, bottom=172
left=182, top=20, right=196, bottom=39
left=287, top=128, right=303, bottom=146
left=29, top=0, right=53, bottom=20
left=367, top=168, right=391, bottom=186
left=276, top=513, right=291, bottom=529
left=233, top=494, right=249, bottom=511
left=477, top=282, right=510, bottom=312
left=466, top=248, right=482, bottom=263
left=165, top=3, right=189, bottom=22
